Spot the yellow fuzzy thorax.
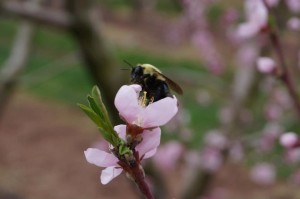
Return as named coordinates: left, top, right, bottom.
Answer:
left=140, top=64, right=165, bottom=81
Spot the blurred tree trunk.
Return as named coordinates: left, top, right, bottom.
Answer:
left=0, top=21, right=35, bottom=118
left=66, top=0, right=126, bottom=123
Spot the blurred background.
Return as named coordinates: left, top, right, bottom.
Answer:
left=1, top=0, right=300, bottom=198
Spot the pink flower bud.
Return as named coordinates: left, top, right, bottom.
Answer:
left=250, top=163, right=276, bottom=185
left=266, top=0, right=280, bottom=7
left=287, top=17, right=300, bottom=31
left=257, top=57, right=276, bottom=74
left=236, top=0, right=268, bottom=39
left=286, top=0, right=300, bottom=13
left=280, top=132, right=299, bottom=148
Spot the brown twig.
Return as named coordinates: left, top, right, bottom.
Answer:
left=262, top=0, right=300, bottom=118
left=269, top=30, right=300, bottom=117
left=0, top=21, right=34, bottom=118
left=0, top=1, right=72, bottom=29
left=118, top=151, right=154, bottom=199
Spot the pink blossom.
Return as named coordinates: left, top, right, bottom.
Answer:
left=264, top=103, right=283, bottom=120
left=192, top=31, right=224, bottom=74
left=204, top=130, right=227, bottom=150
left=280, top=132, right=298, bottom=148
left=257, top=123, right=282, bottom=151
left=200, top=147, right=223, bottom=172
left=229, top=142, right=244, bottom=162
left=257, top=57, right=277, bottom=74
left=285, top=148, right=300, bottom=163
left=185, top=150, right=202, bottom=167
left=236, top=0, right=268, bottom=39
left=84, top=125, right=161, bottom=184
left=286, top=0, right=300, bottom=13
left=114, top=84, right=178, bottom=128
left=266, top=0, right=280, bottom=7
left=235, top=44, right=259, bottom=67
left=287, top=17, right=300, bottom=31
left=250, top=163, right=276, bottom=185
left=153, top=141, right=184, bottom=171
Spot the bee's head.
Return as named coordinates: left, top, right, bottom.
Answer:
left=131, top=65, right=144, bottom=84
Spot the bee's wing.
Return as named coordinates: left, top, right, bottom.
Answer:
left=160, top=73, right=183, bottom=95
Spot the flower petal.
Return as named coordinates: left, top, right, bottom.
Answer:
left=136, top=128, right=161, bottom=158
left=144, top=148, right=157, bottom=159
left=114, top=85, right=142, bottom=124
left=84, top=148, right=118, bottom=167
left=140, top=96, right=178, bottom=128
left=100, top=166, right=123, bottom=185
left=114, top=125, right=127, bottom=140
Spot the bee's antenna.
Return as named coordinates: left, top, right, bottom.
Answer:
left=123, top=60, right=134, bottom=68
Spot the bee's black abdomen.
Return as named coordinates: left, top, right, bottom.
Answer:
left=151, top=81, right=171, bottom=101
left=143, top=76, right=171, bottom=102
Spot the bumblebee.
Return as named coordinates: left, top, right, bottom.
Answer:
left=130, top=64, right=183, bottom=103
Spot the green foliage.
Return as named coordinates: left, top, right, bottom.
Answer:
left=207, top=4, right=224, bottom=24
left=78, top=86, right=121, bottom=147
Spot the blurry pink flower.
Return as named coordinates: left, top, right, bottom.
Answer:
left=286, top=0, right=300, bottom=13
left=250, top=163, right=276, bottom=185
left=266, top=0, right=280, bottom=6
left=84, top=125, right=161, bottom=184
left=114, top=84, right=178, bottom=128
left=201, top=147, right=223, bottom=172
left=273, top=89, right=292, bottom=109
left=265, top=103, right=283, bottom=120
left=223, top=8, right=239, bottom=24
left=280, top=132, right=298, bottom=148
left=229, top=142, right=244, bottom=162
left=236, top=0, right=268, bottom=39
left=235, top=44, right=259, bottom=67
left=218, top=107, right=232, bottom=125
left=204, top=130, right=227, bottom=150
left=185, top=150, right=202, bottom=167
left=192, top=31, right=224, bottom=74
left=287, top=17, right=300, bottom=30
left=257, top=123, right=282, bottom=151
left=179, top=127, right=193, bottom=141
left=285, top=148, right=300, bottom=163
left=257, top=57, right=277, bottom=74
left=153, top=141, right=184, bottom=171
left=291, top=169, right=300, bottom=184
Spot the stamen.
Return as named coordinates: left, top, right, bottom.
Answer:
left=138, top=91, right=148, bottom=107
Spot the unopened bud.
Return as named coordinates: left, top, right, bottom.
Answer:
left=280, top=132, right=299, bottom=148
left=257, top=57, right=277, bottom=74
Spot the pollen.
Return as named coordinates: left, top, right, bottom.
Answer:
left=138, top=91, right=148, bottom=107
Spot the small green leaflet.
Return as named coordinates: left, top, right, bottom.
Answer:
left=78, top=86, right=121, bottom=147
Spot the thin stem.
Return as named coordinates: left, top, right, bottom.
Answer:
left=269, top=31, right=300, bottom=117
left=263, top=0, right=300, bottom=118
left=131, top=165, right=154, bottom=199
left=118, top=151, right=154, bottom=199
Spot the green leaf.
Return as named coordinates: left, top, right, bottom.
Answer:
left=78, top=86, right=121, bottom=148
left=91, top=86, right=110, bottom=124
left=77, top=104, right=102, bottom=127
left=87, top=95, right=104, bottom=119
left=118, top=144, right=131, bottom=155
